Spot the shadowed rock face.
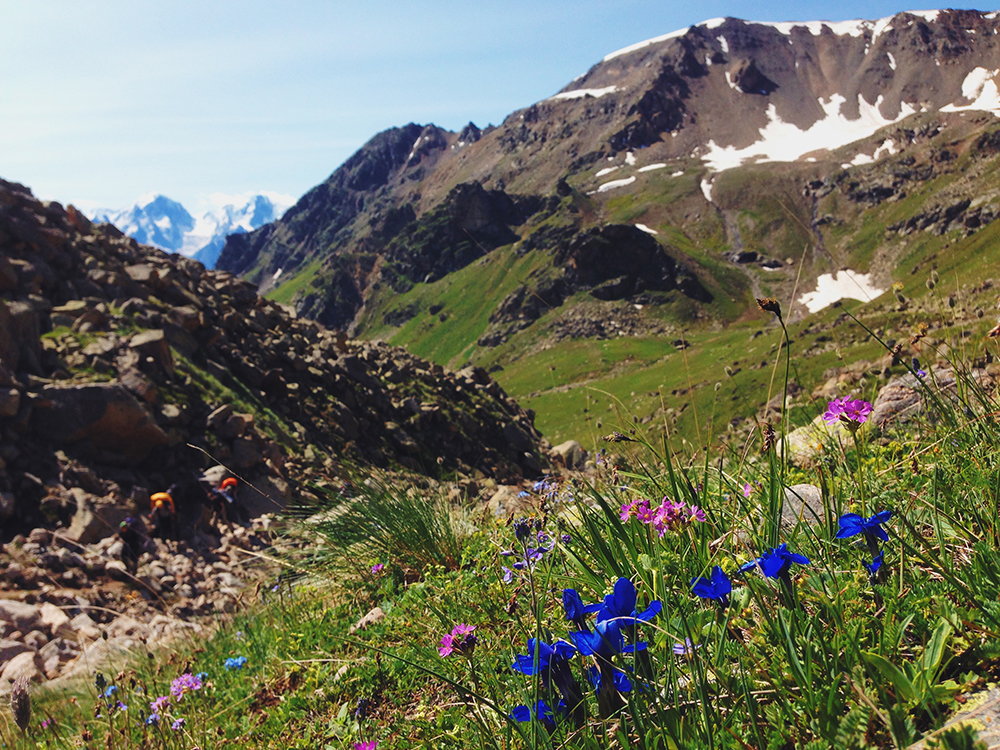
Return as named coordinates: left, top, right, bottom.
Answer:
left=0, top=177, right=548, bottom=539
left=31, top=384, right=169, bottom=465
left=557, top=225, right=712, bottom=302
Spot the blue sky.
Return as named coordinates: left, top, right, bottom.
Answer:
left=0, top=0, right=983, bottom=211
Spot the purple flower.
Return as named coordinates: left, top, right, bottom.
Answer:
left=672, top=638, right=701, bottom=656
left=370, top=563, right=384, bottom=574
left=822, top=397, right=873, bottom=427
left=169, top=673, right=203, bottom=699
left=171, top=718, right=185, bottom=730
left=41, top=718, right=53, bottom=729
left=146, top=713, right=160, bottom=726
left=742, top=483, right=753, bottom=498
left=440, top=624, right=477, bottom=657
left=691, top=566, right=732, bottom=607
left=150, top=695, right=170, bottom=713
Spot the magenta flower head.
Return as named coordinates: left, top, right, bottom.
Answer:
left=354, top=742, right=378, bottom=750
left=370, top=563, right=384, bottom=575
left=823, top=397, right=873, bottom=428
left=439, top=624, right=477, bottom=657
left=169, top=672, right=203, bottom=699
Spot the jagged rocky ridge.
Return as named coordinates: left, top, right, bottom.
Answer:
left=216, top=9, right=1000, bottom=332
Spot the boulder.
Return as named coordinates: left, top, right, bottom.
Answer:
left=551, top=440, right=587, bottom=469
left=129, top=329, right=174, bottom=374
left=31, top=383, right=168, bottom=464
left=38, top=638, right=80, bottom=680
left=0, top=601, right=42, bottom=633
left=0, top=491, right=14, bottom=522
left=39, top=602, right=73, bottom=639
left=65, top=495, right=130, bottom=545
left=69, top=613, right=102, bottom=642
left=0, top=651, right=43, bottom=685
left=0, top=639, right=30, bottom=665
left=782, top=484, right=826, bottom=528
left=0, top=387, right=19, bottom=418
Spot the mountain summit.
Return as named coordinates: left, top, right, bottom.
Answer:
left=215, top=9, right=1000, bottom=341
left=90, top=192, right=295, bottom=268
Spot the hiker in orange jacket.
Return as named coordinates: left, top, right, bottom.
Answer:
left=149, top=487, right=177, bottom=540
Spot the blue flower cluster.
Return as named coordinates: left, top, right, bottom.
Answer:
left=508, top=578, right=661, bottom=730
left=837, top=510, right=893, bottom=581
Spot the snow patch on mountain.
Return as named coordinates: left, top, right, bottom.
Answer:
left=550, top=86, right=617, bottom=100
left=798, top=271, right=884, bottom=312
left=703, top=94, right=918, bottom=172
left=941, top=67, right=1000, bottom=114
left=88, top=192, right=295, bottom=268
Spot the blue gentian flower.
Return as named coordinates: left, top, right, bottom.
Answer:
left=837, top=510, right=893, bottom=556
left=512, top=639, right=576, bottom=675
left=739, top=543, right=810, bottom=579
left=224, top=656, right=248, bottom=671
left=511, top=638, right=584, bottom=728
left=509, top=699, right=565, bottom=731
left=571, top=619, right=648, bottom=658
left=690, top=566, right=732, bottom=607
left=562, top=588, right=601, bottom=630
left=586, top=665, right=633, bottom=693
left=595, top=577, right=662, bottom=625
left=864, top=551, right=884, bottom=576
left=104, top=685, right=117, bottom=698
left=146, top=713, right=160, bottom=726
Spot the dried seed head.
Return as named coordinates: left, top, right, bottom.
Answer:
left=948, top=295, right=957, bottom=308
left=10, top=674, right=31, bottom=732
left=760, top=422, right=776, bottom=454
left=926, top=278, right=935, bottom=290
left=756, top=298, right=783, bottom=321
left=895, top=291, right=907, bottom=304
left=977, top=308, right=984, bottom=319
left=602, top=431, right=634, bottom=443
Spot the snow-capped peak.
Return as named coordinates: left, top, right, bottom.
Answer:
left=86, top=191, right=296, bottom=268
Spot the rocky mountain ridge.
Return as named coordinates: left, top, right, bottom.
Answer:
left=215, top=9, right=1000, bottom=338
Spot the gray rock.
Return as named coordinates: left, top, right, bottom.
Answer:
left=31, top=383, right=168, bottom=464
left=0, top=601, right=41, bottom=633
left=551, top=440, right=587, bottom=469
left=782, top=484, right=827, bottom=529
left=0, top=651, right=43, bottom=685
left=128, top=329, right=173, bottom=374
left=65, top=496, right=130, bottom=545
left=349, top=606, right=385, bottom=634
left=0, top=639, right=30, bottom=665
left=0, top=491, right=14, bottom=522
left=0, top=388, right=19, bottom=418
left=38, top=638, right=80, bottom=679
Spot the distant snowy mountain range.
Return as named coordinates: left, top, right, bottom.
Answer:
left=87, top=192, right=295, bottom=268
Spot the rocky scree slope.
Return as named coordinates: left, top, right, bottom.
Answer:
left=0, top=178, right=545, bottom=538
left=0, top=176, right=548, bottom=688
left=217, top=9, right=1000, bottom=336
